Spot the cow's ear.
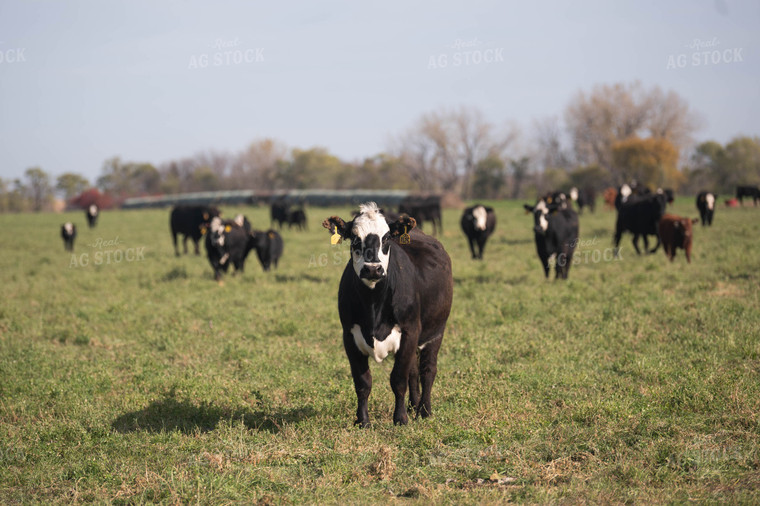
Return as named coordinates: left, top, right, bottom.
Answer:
left=523, top=204, right=534, bottom=213
left=389, top=214, right=417, bottom=237
left=322, top=216, right=352, bottom=239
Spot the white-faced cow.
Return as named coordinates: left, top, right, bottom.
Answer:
left=570, top=187, right=596, bottom=214
left=170, top=205, right=220, bottom=256
left=614, top=191, right=668, bottom=256
left=322, top=203, right=453, bottom=427
left=523, top=199, right=579, bottom=279
left=696, top=191, right=716, bottom=226
left=460, top=205, right=496, bottom=260
left=204, top=216, right=254, bottom=282
left=86, top=204, right=99, bottom=228
left=61, top=222, right=77, bottom=251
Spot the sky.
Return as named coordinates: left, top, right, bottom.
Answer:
left=0, top=0, right=758, bottom=183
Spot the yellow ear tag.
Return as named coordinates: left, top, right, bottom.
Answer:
left=399, top=226, right=411, bottom=245
left=330, top=231, right=342, bottom=245
left=224, top=225, right=231, bottom=233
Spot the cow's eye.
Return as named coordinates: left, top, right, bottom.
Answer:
left=351, top=238, right=362, bottom=251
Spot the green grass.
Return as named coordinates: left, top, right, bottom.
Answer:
left=1, top=198, right=759, bottom=503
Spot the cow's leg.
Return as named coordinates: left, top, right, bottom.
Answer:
left=182, top=235, right=189, bottom=255
left=649, top=232, right=661, bottom=254
left=467, top=237, right=478, bottom=259
left=477, top=236, right=487, bottom=260
left=172, top=232, right=180, bottom=256
left=344, top=339, right=372, bottom=427
left=613, top=224, right=624, bottom=257
left=642, top=234, right=650, bottom=253
left=390, top=352, right=413, bottom=426
left=193, top=238, right=201, bottom=255
left=631, top=234, right=641, bottom=255
left=417, top=334, right=443, bottom=419
left=407, top=353, right=420, bottom=413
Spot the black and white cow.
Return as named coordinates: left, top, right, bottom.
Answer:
left=170, top=205, right=220, bottom=256
left=204, top=217, right=254, bottom=282
left=86, top=204, right=99, bottom=228
left=233, top=213, right=252, bottom=234
left=460, top=205, right=496, bottom=260
left=736, top=185, right=760, bottom=206
left=61, top=222, right=77, bottom=251
left=322, top=203, right=453, bottom=427
left=570, top=187, right=596, bottom=214
left=251, top=229, right=283, bottom=271
left=523, top=199, right=579, bottom=279
left=696, top=191, right=716, bottom=226
left=613, top=190, right=668, bottom=255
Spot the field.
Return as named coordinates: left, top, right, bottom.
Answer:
left=1, top=198, right=759, bottom=504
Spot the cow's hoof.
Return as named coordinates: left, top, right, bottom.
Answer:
left=393, top=415, right=409, bottom=426
left=354, top=419, right=371, bottom=429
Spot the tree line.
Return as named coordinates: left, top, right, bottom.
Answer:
left=2, top=81, right=759, bottom=212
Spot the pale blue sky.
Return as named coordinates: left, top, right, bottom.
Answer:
left=1, top=0, right=757, bottom=182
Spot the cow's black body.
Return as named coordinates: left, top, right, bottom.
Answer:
left=251, top=229, right=283, bottom=271
left=398, top=196, right=442, bottom=235
left=696, top=191, right=716, bottom=226
left=324, top=205, right=453, bottom=427
left=524, top=202, right=579, bottom=279
left=270, top=200, right=289, bottom=229
left=287, top=208, right=307, bottom=230
left=614, top=192, right=668, bottom=255
left=572, top=187, right=596, bottom=214
left=460, top=205, right=496, bottom=260
left=736, top=185, right=760, bottom=206
left=171, top=205, right=220, bottom=256
left=86, top=204, right=99, bottom=228
left=61, top=223, right=77, bottom=252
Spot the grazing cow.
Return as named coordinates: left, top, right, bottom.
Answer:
left=251, top=229, right=283, bottom=271
left=170, top=205, right=220, bottom=256
left=696, top=191, right=716, bottom=226
left=270, top=199, right=289, bottom=229
left=614, top=191, right=668, bottom=255
left=61, top=223, right=77, bottom=251
left=460, top=205, right=496, bottom=260
left=204, top=217, right=254, bottom=282
left=659, top=214, right=698, bottom=263
left=322, top=203, right=453, bottom=427
left=570, top=187, right=596, bottom=214
left=398, top=196, right=442, bottom=235
left=287, top=208, right=308, bottom=230
left=736, top=185, right=760, bottom=206
left=86, top=204, right=99, bottom=228
left=523, top=199, right=579, bottom=279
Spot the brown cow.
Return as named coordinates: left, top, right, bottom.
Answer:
left=658, top=214, right=698, bottom=263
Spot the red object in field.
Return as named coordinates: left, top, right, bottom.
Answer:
left=725, top=198, right=739, bottom=207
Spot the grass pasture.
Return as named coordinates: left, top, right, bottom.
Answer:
left=1, top=198, right=759, bottom=504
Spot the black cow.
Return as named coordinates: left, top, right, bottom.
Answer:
left=570, top=187, right=596, bottom=214
left=287, top=208, right=307, bottom=230
left=614, top=191, right=668, bottom=255
left=270, top=200, right=289, bottom=229
left=86, top=204, right=99, bottom=228
left=233, top=214, right=252, bottom=234
left=736, top=185, right=760, bottom=206
left=398, top=196, right=442, bottom=235
left=696, top=191, right=717, bottom=226
left=460, top=205, right=496, bottom=260
left=61, top=222, right=77, bottom=251
left=170, top=205, right=220, bottom=256
left=204, top=216, right=255, bottom=282
left=523, top=199, right=579, bottom=279
left=322, top=202, right=453, bottom=427
left=251, top=229, right=283, bottom=271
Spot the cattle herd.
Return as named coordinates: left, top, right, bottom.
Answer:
left=55, top=184, right=757, bottom=425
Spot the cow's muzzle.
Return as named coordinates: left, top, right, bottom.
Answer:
left=360, top=264, right=385, bottom=282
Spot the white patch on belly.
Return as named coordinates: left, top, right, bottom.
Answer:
left=351, top=324, right=402, bottom=363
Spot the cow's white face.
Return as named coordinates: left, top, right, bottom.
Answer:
left=569, top=187, right=579, bottom=202
left=472, top=205, right=487, bottom=231
left=64, top=222, right=74, bottom=235
left=209, top=216, right=225, bottom=247
left=351, top=203, right=391, bottom=289
left=534, top=200, right=549, bottom=234
left=89, top=204, right=98, bottom=215
left=620, top=184, right=632, bottom=202
left=234, top=214, right=245, bottom=227
left=706, top=193, right=715, bottom=211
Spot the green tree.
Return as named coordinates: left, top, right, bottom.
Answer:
left=611, top=136, right=681, bottom=189
left=24, top=167, right=52, bottom=211
left=56, top=173, right=91, bottom=201
left=277, top=148, right=347, bottom=189
left=471, top=156, right=506, bottom=199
